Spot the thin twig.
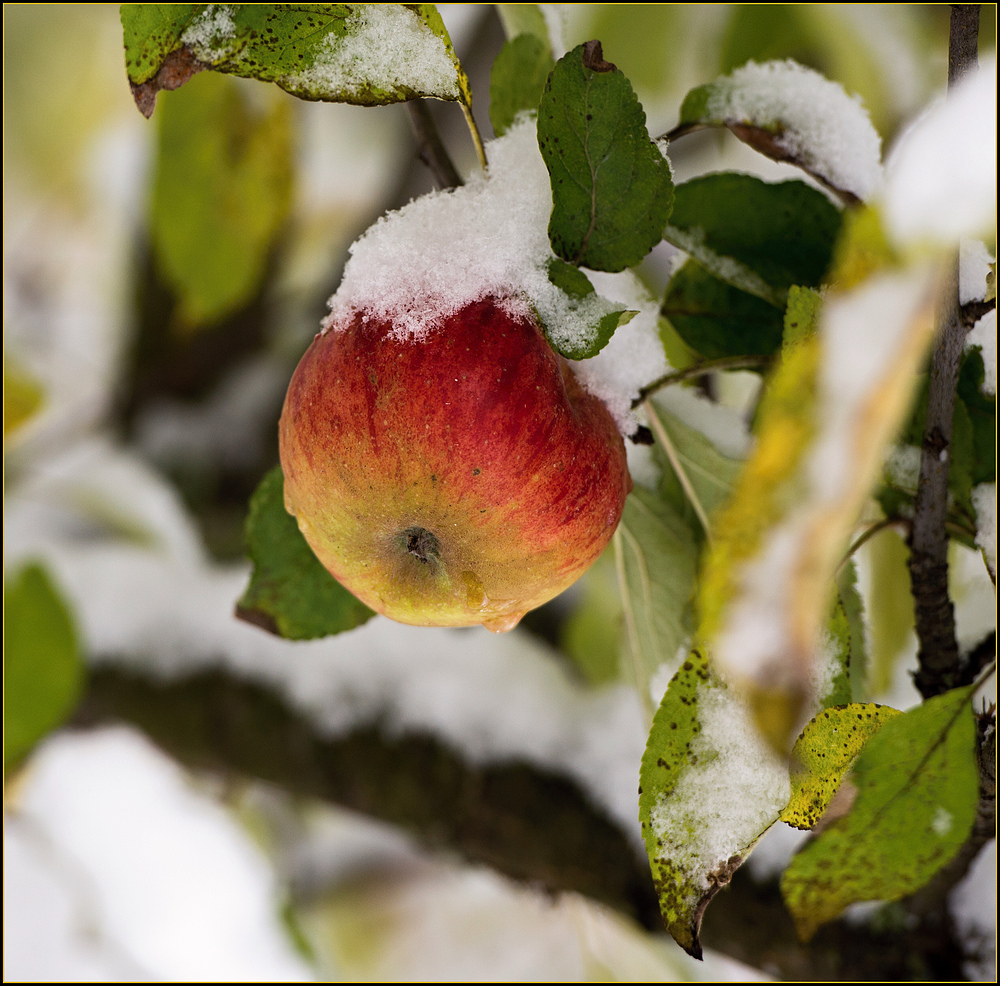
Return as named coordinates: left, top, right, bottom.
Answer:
left=632, top=355, right=772, bottom=408
left=644, top=400, right=713, bottom=542
left=837, top=517, right=910, bottom=574
left=908, top=3, right=981, bottom=701
left=406, top=100, right=463, bottom=190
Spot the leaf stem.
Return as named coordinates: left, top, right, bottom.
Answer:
left=461, top=102, right=489, bottom=174
left=644, top=401, right=713, bottom=542
left=837, top=517, right=910, bottom=574
left=633, top=355, right=771, bottom=408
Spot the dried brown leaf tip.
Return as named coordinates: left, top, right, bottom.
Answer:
left=581, top=40, right=616, bottom=74
left=130, top=47, right=207, bottom=119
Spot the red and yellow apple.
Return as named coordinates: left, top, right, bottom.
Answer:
left=278, top=296, right=631, bottom=632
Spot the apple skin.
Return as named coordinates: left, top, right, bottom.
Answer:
left=278, top=296, right=631, bottom=632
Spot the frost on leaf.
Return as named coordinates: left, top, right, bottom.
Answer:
left=639, top=652, right=789, bottom=957
left=121, top=3, right=469, bottom=117
left=781, top=686, right=979, bottom=940
left=678, top=59, right=883, bottom=203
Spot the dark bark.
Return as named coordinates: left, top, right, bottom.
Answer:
left=909, top=3, right=981, bottom=701
left=406, top=100, right=463, bottom=191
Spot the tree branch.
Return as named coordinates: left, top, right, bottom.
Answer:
left=908, top=3, right=981, bottom=701
left=71, top=663, right=975, bottom=980
left=632, top=355, right=772, bottom=408
left=406, top=100, right=464, bottom=190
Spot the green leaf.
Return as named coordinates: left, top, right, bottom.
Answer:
left=614, top=487, right=699, bottom=705
left=495, top=4, right=551, bottom=50
left=836, top=560, right=870, bottom=704
left=489, top=34, right=553, bottom=136
left=821, top=599, right=853, bottom=709
left=639, top=653, right=789, bottom=957
left=783, top=285, right=823, bottom=348
left=3, top=351, right=45, bottom=436
left=538, top=41, right=674, bottom=272
left=957, top=346, right=996, bottom=489
left=151, top=72, right=293, bottom=328
left=237, top=467, right=375, bottom=640
left=646, top=402, right=744, bottom=533
left=781, top=685, right=980, bottom=940
left=560, top=548, right=623, bottom=687
left=537, top=258, right=637, bottom=360
left=121, top=3, right=469, bottom=117
left=780, top=703, right=901, bottom=830
left=664, top=175, right=842, bottom=306
left=4, top=563, right=84, bottom=771
left=662, top=261, right=785, bottom=360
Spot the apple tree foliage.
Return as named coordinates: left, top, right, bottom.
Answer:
left=118, top=2, right=994, bottom=962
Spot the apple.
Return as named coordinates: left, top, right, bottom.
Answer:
left=278, top=296, right=631, bottom=632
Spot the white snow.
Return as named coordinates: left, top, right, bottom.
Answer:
left=972, top=483, right=996, bottom=578
left=287, top=4, right=459, bottom=100
left=966, top=308, right=996, bottom=397
left=649, top=683, right=790, bottom=900
left=8, top=728, right=312, bottom=981
left=884, top=443, right=922, bottom=495
left=959, top=239, right=994, bottom=305
left=700, top=60, right=883, bottom=201
left=324, top=118, right=669, bottom=435
left=180, top=3, right=237, bottom=65
left=884, top=56, right=997, bottom=246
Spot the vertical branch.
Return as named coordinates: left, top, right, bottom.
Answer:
left=908, top=4, right=981, bottom=700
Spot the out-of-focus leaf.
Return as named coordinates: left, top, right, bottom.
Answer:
left=783, top=285, right=823, bottom=347
left=639, top=652, right=789, bottom=957
left=820, top=600, right=853, bottom=708
left=646, top=402, right=744, bottom=535
left=489, top=33, right=553, bottom=136
left=836, top=560, right=870, bottom=703
left=3, top=352, right=44, bottom=436
left=538, top=41, right=674, bottom=272
left=665, top=175, right=842, bottom=306
left=237, top=467, right=375, bottom=640
left=560, top=548, right=622, bottom=686
left=782, top=685, right=979, bottom=940
left=613, top=487, right=698, bottom=705
left=662, top=261, right=784, bottom=361
left=151, top=72, right=293, bottom=329
left=957, top=347, right=996, bottom=489
left=4, top=563, right=83, bottom=771
left=780, top=703, right=901, bottom=830
left=866, top=526, right=916, bottom=697
left=121, top=3, right=470, bottom=117
left=538, top=258, right=637, bottom=359
left=495, top=4, right=551, bottom=50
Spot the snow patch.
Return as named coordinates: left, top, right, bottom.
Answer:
left=966, top=309, right=996, bottom=397
left=649, top=684, right=789, bottom=899
left=972, top=483, right=996, bottom=578
left=884, top=56, right=997, bottom=245
left=959, top=239, right=994, bottom=305
left=703, top=60, right=883, bottom=201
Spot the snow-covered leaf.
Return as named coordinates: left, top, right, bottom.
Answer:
left=836, top=561, right=869, bottom=704
left=538, top=41, right=674, bottom=271
left=678, top=59, right=882, bottom=203
left=639, top=652, right=789, bottom=957
left=781, top=685, right=979, bottom=940
left=614, top=488, right=698, bottom=707
left=151, top=72, right=293, bottom=328
left=4, top=563, right=83, bottom=771
left=664, top=175, right=842, bottom=307
left=539, top=259, right=637, bottom=359
left=780, top=703, right=901, bottom=830
left=489, top=33, right=553, bottom=136
left=237, top=467, right=375, bottom=640
left=121, top=3, right=470, bottom=118
left=819, top=598, right=852, bottom=709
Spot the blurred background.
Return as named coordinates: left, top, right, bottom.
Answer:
left=4, top=4, right=995, bottom=980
